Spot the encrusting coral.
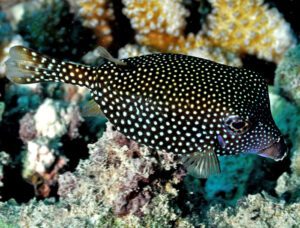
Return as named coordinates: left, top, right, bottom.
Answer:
left=207, top=193, right=300, bottom=227
left=204, top=0, right=296, bottom=62
left=69, top=0, right=115, bottom=48
left=17, top=0, right=97, bottom=61
left=275, top=44, right=300, bottom=107
left=0, top=11, right=15, bottom=76
left=0, top=123, right=193, bottom=227
left=58, top=123, right=182, bottom=217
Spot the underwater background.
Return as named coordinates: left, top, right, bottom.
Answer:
left=0, top=0, right=300, bottom=227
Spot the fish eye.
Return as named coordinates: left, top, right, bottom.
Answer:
left=224, top=115, right=250, bottom=135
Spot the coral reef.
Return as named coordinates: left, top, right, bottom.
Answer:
left=0, top=11, right=15, bottom=76
left=0, top=11, right=13, bottom=47
left=69, top=0, right=115, bottom=48
left=204, top=155, right=258, bottom=205
left=118, top=44, right=154, bottom=59
left=0, top=152, right=10, bottom=189
left=0, top=102, right=4, bottom=122
left=204, top=0, right=296, bottom=62
left=18, top=99, right=84, bottom=198
left=17, top=0, right=97, bottom=61
left=188, top=45, right=242, bottom=67
left=275, top=45, right=300, bottom=107
left=58, top=123, right=182, bottom=217
left=0, top=0, right=299, bottom=227
left=122, top=0, right=203, bottom=52
left=207, top=193, right=300, bottom=227
left=0, top=123, right=192, bottom=227
left=122, top=0, right=295, bottom=62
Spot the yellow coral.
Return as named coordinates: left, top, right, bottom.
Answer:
left=75, top=0, right=114, bottom=48
left=188, top=45, right=242, bottom=67
left=122, top=0, right=204, bottom=52
left=205, top=0, right=295, bottom=62
left=123, top=0, right=188, bottom=36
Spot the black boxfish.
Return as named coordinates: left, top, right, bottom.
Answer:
left=5, top=46, right=288, bottom=178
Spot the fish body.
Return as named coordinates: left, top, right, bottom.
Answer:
left=5, top=46, right=288, bottom=178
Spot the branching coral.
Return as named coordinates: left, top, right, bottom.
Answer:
left=204, top=0, right=296, bottom=62
left=118, top=44, right=154, bottom=59
left=122, top=0, right=295, bottom=63
left=188, top=45, right=242, bottom=67
left=122, top=0, right=204, bottom=52
left=69, top=0, right=115, bottom=48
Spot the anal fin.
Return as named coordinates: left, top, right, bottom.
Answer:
left=182, top=150, right=220, bottom=178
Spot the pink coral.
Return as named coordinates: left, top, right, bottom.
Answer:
left=19, top=112, right=37, bottom=143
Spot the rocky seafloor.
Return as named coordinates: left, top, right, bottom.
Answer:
left=0, top=0, right=300, bottom=227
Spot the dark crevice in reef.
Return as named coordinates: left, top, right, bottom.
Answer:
left=60, top=126, right=91, bottom=172
left=247, top=156, right=291, bottom=197
left=1, top=165, right=34, bottom=203
left=110, top=0, right=135, bottom=56
left=0, top=113, right=24, bottom=161
left=177, top=177, right=208, bottom=218
left=0, top=112, right=34, bottom=203
left=241, top=54, right=277, bottom=85
left=183, top=0, right=212, bottom=35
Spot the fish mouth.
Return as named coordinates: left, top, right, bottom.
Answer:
left=257, top=137, right=288, bottom=161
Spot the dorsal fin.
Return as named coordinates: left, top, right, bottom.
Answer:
left=95, top=46, right=127, bottom=66
left=182, top=150, right=220, bottom=178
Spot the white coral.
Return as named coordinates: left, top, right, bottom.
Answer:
left=34, top=99, right=67, bottom=139
left=24, top=141, right=55, bottom=177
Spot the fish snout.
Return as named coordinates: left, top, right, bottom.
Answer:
left=258, top=137, right=288, bottom=161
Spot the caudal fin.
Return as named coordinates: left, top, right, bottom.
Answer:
left=5, top=46, right=94, bottom=87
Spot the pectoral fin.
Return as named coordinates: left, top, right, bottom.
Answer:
left=182, top=150, right=220, bottom=178
left=81, top=100, right=105, bottom=117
